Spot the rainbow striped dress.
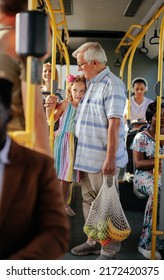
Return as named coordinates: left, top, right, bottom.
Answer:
left=54, top=102, right=80, bottom=182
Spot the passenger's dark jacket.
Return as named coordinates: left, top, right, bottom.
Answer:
left=0, top=139, right=70, bottom=259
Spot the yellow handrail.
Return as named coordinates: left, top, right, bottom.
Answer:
left=115, top=24, right=142, bottom=54
left=115, top=4, right=164, bottom=259
left=115, top=4, right=164, bottom=120
left=9, top=0, right=38, bottom=147
left=151, top=15, right=164, bottom=260
left=45, top=0, right=70, bottom=152
left=9, top=0, right=70, bottom=152
left=126, top=5, right=164, bottom=120
left=45, top=0, right=58, bottom=153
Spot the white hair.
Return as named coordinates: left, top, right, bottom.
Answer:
left=72, top=42, right=107, bottom=64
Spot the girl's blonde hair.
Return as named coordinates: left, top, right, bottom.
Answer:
left=66, top=75, right=86, bottom=101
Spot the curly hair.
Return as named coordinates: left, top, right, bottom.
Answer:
left=146, top=100, right=164, bottom=124
left=66, top=75, right=86, bottom=101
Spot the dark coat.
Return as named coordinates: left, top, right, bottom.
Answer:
left=0, top=139, right=70, bottom=259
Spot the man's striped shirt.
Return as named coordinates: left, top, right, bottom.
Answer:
left=74, top=67, right=128, bottom=173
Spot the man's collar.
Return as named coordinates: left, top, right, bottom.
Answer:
left=0, top=136, right=11, bottom=164
left=90, top=66, right=110, bottom=84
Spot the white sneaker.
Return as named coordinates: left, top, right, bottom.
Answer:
left=138, top=246, right=162, bottom=260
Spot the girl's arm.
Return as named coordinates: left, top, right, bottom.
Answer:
left=45, top=95, right=58, bottom=120
left=45, top=95, right=68, bottom=122
left=53, top=99, right=68, bottom=122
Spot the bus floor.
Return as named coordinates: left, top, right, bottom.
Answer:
left=61, top=181, right=149, bottom=260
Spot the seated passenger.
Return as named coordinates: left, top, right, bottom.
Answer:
left=0, top=78, right=69, bottom=260
left=131, top=101, right=164, bottom=260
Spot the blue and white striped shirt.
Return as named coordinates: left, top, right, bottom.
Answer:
left=74, top=67, right=128, bottom=173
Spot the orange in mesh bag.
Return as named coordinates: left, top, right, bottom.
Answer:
left=83, top=175, right=131, bottom=246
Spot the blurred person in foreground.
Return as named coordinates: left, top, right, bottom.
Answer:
left=71, top=42, right=128, bottom=260
left=0, top=77, right=69, bottom=260
left=0, top=0, right=51, bottom=154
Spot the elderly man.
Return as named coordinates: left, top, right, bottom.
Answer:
left=71, top=42, right=128, bottom=260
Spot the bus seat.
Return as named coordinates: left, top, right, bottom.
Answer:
left=125, top=121, right=148, bottom=200
left=125, top=122, right=148, bottom=174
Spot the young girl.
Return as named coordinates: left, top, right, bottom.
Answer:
left=41, top=62, right=59, bottom=92
left=124, top=77, right=153, bottom=123
left=41, top=62, right=51, bottom=92
left=45, top=74, right=86, bottom=216
left=41, top=63, right=59, bottom=106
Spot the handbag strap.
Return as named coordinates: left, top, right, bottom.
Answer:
left=103, top=174, right=116, bottom=186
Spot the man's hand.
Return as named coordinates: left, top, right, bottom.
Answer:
left=102, top=157, right=116, bottom=176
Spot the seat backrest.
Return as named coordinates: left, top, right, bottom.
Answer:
left=125, top=122, right=148, bottom=199
left=125, top=122, right=148, bottom=174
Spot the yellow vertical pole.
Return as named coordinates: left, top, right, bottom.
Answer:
left=61, top=42, right=70, bottom=93
left=45, top=0, right=57, bottom=153
left=151, top=15, right=164, bottom=260
left=59, top=62, right=63, bottom=89
left=117, top=7, right=164, bottom=259
left=119, top=45, right=134, bottom=120
left=117, top=5, right=164, bottom=121
left=45, top=0, right=70, bottom=152
left=49, top=26, right=57, bottom=154
left=25, top=0, right=38, bottom=147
